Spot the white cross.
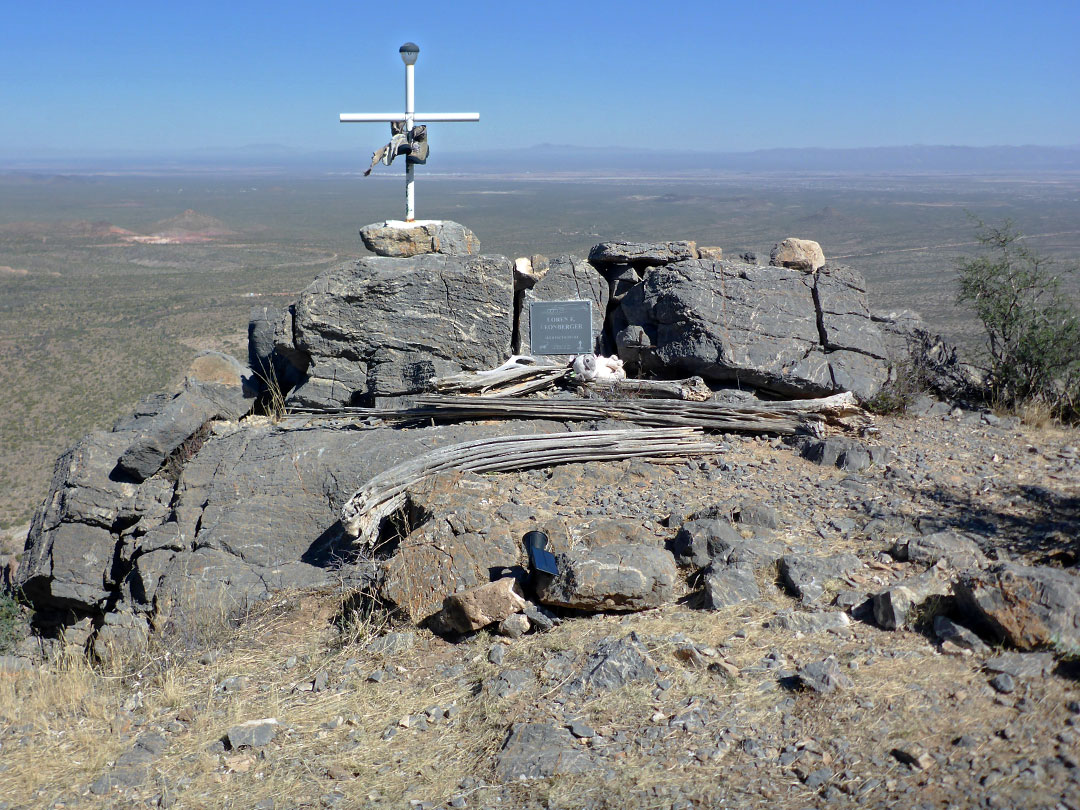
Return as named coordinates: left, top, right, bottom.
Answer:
left=340, top=42, right=479, bottom=222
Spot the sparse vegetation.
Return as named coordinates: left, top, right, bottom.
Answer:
left=0, top=591, right=26, bottom=653
left=956, top=219, right=1080, bottom=420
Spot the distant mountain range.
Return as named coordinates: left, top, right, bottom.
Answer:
left=3, top=144, right=1080, bottom=176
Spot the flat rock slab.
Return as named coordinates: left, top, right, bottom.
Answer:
left=703, top=564, right=761, bottom=609
left=800, top=436, right=888, bottom=473
left=564, top=635, right=657, bottom=694
left=796, top=657, right=853, bottom=694
left=984, top=651, right=1056, bottom=679
left=118, top=375, right=253, bottom=482
left=780, top=553, right=861, bottom=604
left=495, top=723, right=594, bottom=780
left=588, top=240, right=698, bottom=267
left=536, top=543, right=678, bottom=611
left=955, top=563, right=1080, bottom=651
left=359, top=220, right=480, bottom=258
left=934, top=615, right=990, bottom=655
left=773, top=610, right=851, bottom=635
left=894, top=531, right=987, bottom=570
left=226, top=718, right=279, bottom=749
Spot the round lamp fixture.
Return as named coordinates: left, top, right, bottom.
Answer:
left=399, top=42, right=419, bottom=66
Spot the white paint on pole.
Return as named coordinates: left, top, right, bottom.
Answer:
left=340, top=43, right=479, bottom=223
left=405, top=60, right=415, bottom=221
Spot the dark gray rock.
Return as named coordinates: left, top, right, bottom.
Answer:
left=516, top=254, right=608, bottom=356
left=226, top=718, right=279, bottom=749
left=779, top=553, right=861, bottom=604
left=954, top=563, right=1080, bottom=651
left=89, top=766, right=146, bottom=795
left=248, top=305, right=306, bottom=394
left=934, top=615, right=990, bottom=655
left=800, top=436, right=887, bottom=473
left=984, top=651, right=1055, bottom=679
left=117, top=376, right=253, bottom=482
left=564, top=635, right=657, bottom=694
left=671, top=518, right=745, bottom=569
left=870, top=311, right=985, bottom=402
left=603, top=263, right=642, bottom=305
left=872, top=573, right=950, bottom=630
left=485, top=668, right=536, bottom=699
left=796, top=657, right=852, bottom=694
left=16, top=428, right=179, bottom=611
left=359, top=220, right=480, bottom=258
left=287, top=253, right=513, bottom=408
left=701, top=565, right=760, bottom=609
left=733, top=500, right=781, bottom=530
left=535, top=543, right=678, bottom=611
left=989, top=673, right=1015, bottom=694
left=364, top=632, right=416, bottom=656
left=615, top=259, right=888, bottom=400
left=588, top=240, right=698, bottom=267
left=495, top=723, right=593, bottom=780
left=893, top=532, right=987, bottom=570
left=522, top=601, right=559, bottom=631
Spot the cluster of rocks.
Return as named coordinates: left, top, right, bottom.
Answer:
left=256, top=221, right=906, bottom=410
left=6, top=220, right=1075, bottom=684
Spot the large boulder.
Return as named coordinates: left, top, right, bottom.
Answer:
left=359, top=220, right=480, bottom=258
left=515, top=254, right=609, bottom=356
left=287, top=253, right=514, bottom=407
left=615, top=259, right=889, bottom=399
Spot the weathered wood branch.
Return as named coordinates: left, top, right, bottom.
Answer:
left=349, top=391, right=866, bottom=433
left=432, top=355, right=569, bottom=396
left=340, top=427, right=719, bottom=545
left=578, top=376, right=713, bottom=401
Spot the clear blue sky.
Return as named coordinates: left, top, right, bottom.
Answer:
left=2, top=0, right=1077, bottom=156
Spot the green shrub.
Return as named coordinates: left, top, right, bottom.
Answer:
left=956, top=220, right=1080, bottom=420
left=0, top=592, right=26, bottom=654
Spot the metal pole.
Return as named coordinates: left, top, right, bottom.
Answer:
left=405, top=61, right=415, bottom=221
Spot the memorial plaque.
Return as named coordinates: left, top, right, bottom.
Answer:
left=528, top=300, right=593, bottom=355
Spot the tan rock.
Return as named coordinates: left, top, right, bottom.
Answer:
left=514, top=254, right=549, bottom=291
left=497, top=612, right=531, bottom=638
left=187, top=350, right=247, bottom=388
left=769, top=238, right=825, bottom=272
left=698, top=246, right=723, bottom=261
left=359, top=219, right=480, bottom=258
left=438, top=577, right=527, bottom=633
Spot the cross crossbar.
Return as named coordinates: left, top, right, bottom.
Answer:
left=340, top=113, right=480, bottom=123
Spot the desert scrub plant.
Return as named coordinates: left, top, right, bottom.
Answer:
left=956, top=220, right=1080, bottom=420
left=0, top=591, right=28, bottom=653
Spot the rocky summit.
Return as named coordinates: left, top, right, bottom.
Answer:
left=1, top=227, right=1078, bottom=810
